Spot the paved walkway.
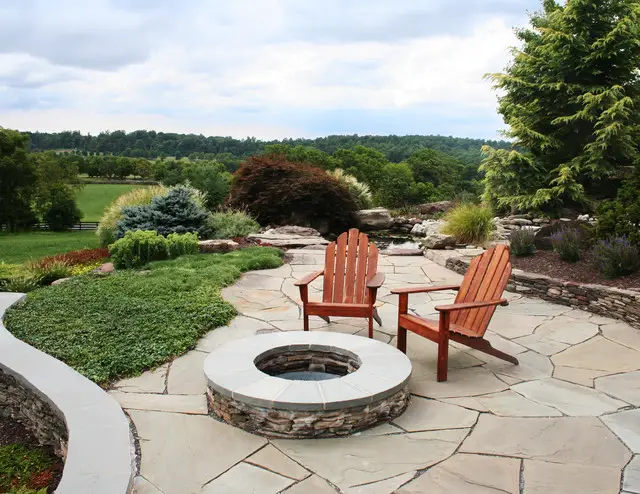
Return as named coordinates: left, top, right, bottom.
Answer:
left=112, top=249, right=640, bottom=494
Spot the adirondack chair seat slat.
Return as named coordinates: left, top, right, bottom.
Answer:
left=296, top=228, right=385, bottom=338
left=395, top=244, right=518, bottom=382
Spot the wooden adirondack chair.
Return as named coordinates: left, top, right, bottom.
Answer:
left=295, top=228, right=385, bottom=338
left=393, top=244, right=518, bottom=382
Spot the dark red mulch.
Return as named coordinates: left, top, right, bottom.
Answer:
left=0, top=416, right=63, bottom=493
left=511, top=250, right=640, bottom=290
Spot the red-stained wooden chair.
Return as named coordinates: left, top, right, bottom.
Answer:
left=295, top=228, right=385, bottom=338
left=392, top=244, right=518, bottom=382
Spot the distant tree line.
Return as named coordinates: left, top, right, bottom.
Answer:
left=25, top=131, right=511, bottom=166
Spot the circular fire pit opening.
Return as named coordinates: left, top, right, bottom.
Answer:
left=255, top=347, right=361, bottom=381
left=204, top=332, right=412, bottom=439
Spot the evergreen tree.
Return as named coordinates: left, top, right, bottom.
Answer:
left=482, top=0, right=640, bottom=212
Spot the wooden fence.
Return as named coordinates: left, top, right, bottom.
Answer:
left=1, top=222, right=99, bottom=232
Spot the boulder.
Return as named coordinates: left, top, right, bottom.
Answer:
left=411, top=219, right=446, bottom=237
left=198, top=239, right=239, bottom=253
left=91, top=262, right=114, bottom=275
left=247, top=232, right=328, bottom=249
left=417, top=201, right=454, bottom=215
left=51, top=277, right=70, bottom=286
left=532, top=218, right=550, bottom=225
left=421, top=233, right=457, bottom=250
left=356, top=208, right=392, bottom=231
left=267, top=226, right=321, bottom=236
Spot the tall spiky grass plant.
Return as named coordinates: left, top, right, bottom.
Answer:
left=327, top=168, right=373, bottom=209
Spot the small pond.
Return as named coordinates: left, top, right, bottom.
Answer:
left=369, top=234, right=421, bottom=251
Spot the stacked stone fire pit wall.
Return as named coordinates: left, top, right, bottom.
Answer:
left=444, top=255, right=640, bottom=328
left=0, top=293, right=136, bottom=493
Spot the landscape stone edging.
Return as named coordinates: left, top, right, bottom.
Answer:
left=425, top=251, right=640, bottom=328
left=0, top=293, right=136, bottom=493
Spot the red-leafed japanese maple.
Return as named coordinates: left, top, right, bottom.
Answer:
left=228, top=155, right=358, bottom=233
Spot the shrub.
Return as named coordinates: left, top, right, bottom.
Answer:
left=595, top=168, right=640, bottom=246
left=27, top=260, right=72, bottom=285
left=37, top=248, right=109, bottom=268
left=115, top=187, right=211, bottom=240
left=592, top=236, right=640, bottom=279
left=326, top=169, right=373, bottom=209
left=70, top=261, right=104, bottom=276
left=167, top=232, right=199, bottom=258
left=228, top=155, right=358, bottom=233
left=0, top=273, right=42, bottom=293
left=443, top=203, right=496, bottom=245
left=44, top=187, right=81, bottom=232
left=207, top=209, right=260, bottom=239
left=509, top=228, right=537, bottom=257
left=184, top=162, right=231, bottom=210
left=97, top=185, right=168, bottom=246
left=551, top=228, right=581, bottom=262
left=0, top=263, right=25, bottom=282
left=109, top=230, right=169, bottom=269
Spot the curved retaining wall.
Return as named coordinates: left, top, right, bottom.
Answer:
left=0, top=293, right=136, bottom=493
left=436, top=253, right=640, bottom=329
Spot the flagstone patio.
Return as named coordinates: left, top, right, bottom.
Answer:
left=114, top=249, right=640, bottom=494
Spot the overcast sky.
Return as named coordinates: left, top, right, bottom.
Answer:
left=0, top=0, right=540, bottom=140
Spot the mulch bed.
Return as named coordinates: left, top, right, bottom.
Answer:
left=511, top=249, right=640, bottom=290
left=0, top=416, right=63, bottom=493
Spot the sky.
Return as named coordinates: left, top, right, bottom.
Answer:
left=0, top=0, right=541, bottom=140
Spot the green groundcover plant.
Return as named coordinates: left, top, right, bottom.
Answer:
left=0, top=443, right=58, bottom=493
left=4, top=247, right=283, bottom=385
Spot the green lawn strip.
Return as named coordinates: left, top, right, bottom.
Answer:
left=0, top=232, right=99, bottom=264
left=0, top=444, right=56, bottom=493
left=75, top=183, right=148, bottom=221
left=4, top=247, right=284, bottom=386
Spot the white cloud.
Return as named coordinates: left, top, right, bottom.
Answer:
left=0, top=0, right=535, bottom=138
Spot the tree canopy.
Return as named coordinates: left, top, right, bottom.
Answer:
left=482, top=0, right=640, bottom=213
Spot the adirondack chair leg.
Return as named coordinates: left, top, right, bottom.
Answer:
left=468, top=338, right=519, bottom=365
left=372, top=308, right=382, bottom=326
left=437, top=312, right=450, bottom=382
left=368, top=316, right=374, bottom=339
left=397, top=325, right=407, bottom=354
left=303, top=310, right=310, bottom=332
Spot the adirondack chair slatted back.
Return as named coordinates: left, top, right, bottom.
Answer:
left=451, top=244, right=511, bottom=337
left=323, top=228, right=379, bottom=304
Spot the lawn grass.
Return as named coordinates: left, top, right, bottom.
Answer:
left=76, top=183, right=149, bottom=221
left=4, top=247, right=284, bottom=386
left=0, top=443, right=59, bottom=493
left=0, top=231, right=99, bottom=264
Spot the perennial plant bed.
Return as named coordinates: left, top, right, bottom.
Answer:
left=0, top=417, right=62, bottom=494
left=511, top=250, right=640, bottom=290
left=4, top=247, right=284, bottom=386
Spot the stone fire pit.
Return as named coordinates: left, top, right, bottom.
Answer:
left=204, top=332, right=412, bottom=438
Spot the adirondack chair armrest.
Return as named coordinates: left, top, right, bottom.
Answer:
left=391, top=285, right=461, bottom=295
left=294, top=270, right=324, bottom=286
left=366, top=273, right=385, bottom=289
left=434, top=298, right=508, bottom=312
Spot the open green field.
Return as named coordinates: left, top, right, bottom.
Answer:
left=76, top=183, right=148, bottom=221
left=0, top=231, right=99, bottom=264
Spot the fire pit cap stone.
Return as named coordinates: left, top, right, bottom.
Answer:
left=204, top=332, right=412, bottom=411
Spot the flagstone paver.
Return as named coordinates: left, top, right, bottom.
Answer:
left=473, top=390, right=562, bottom=417
left=461, top=415, right=631, bottom=467
left=596, top=371, right=640, bottom=406
left=114, top=248, right=640, bottom=493
left=623, top=456, right=640, bottom=494
left=245, top=445, right=310, bottom=481
left=523, top=460, right=622, bottom=494
left=202, top=462, right=295, bottom=494
left=601, top=410, right=640, bottom=453
left=274, top=429, right=469, bottom=491
left=397, top=453, right=520, bottom=493
left=391, top=396, right=478, bottom=431
left=130, top=410, right=266, bottom=494
left=512, top=378, right=627, bottom=416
